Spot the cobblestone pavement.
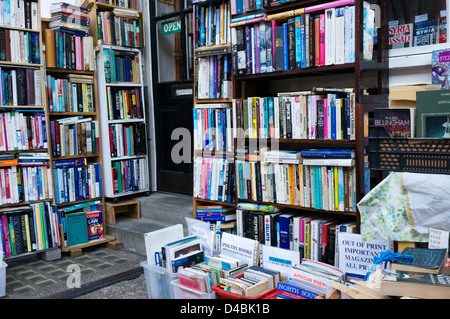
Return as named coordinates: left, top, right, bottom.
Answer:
left=2, top=246, right=147, bottom=299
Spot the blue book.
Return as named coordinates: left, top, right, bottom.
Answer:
left=263, top=97, right=269, bottom=137
left=255, top=0, right=262, bottom=10
left=300, top=14, right=306, bottom=68
left=283, top=23, right=288, bottom=71
left=301, top=149, right=355, bottom=159
left=279, top=213, right=295, bottom=249
left=236, top=0, right=243, bottom=14
left=295, top=16, right=302, bottom=69
left=329, top=94, right=337, bottom=140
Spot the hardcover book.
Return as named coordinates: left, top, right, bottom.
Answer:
left=373, top=108, right=415, bottom=138
left=391, top=247, right=447, bottom=274
left=416, top=89, right=450, bottom=138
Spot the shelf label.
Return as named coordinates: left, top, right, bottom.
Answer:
left=161, top=19, right=181, bottom=36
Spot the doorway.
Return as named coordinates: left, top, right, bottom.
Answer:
left=149, top=0, right=194, bottom=195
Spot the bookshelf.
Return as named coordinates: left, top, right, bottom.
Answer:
left=192, top=0, right=237, bottom=214
left=41, top=4, right=115, bottom=256
left=88, top=0, right=150, bottom=201
left=0, top=0, right=62, bottom=260
left=192, top=0, right=390, bottom=263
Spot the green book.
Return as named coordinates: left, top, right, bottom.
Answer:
left=416, top=89, right=450, bottom=138
left=66, top=212, right=89, bottom=246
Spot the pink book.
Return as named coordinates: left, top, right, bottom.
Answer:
left=200, top=158, right=206, bottom=199
left=75, top=36, right=83, bottom=70
left=323, top=98, right=328, bottom=139
left=305, top=0, right=355, bottom=13
left=1, top=215, right=11, bottom=257
left=319, top=14, right=325, bottom=66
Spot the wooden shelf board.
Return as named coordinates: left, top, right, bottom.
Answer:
left=60, top=234, right=115, bottom=252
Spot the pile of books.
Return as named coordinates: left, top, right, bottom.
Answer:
left=154, top=235, right=205, bottom=273
left=49, top=2, right=91, bottom=35
left=277, top=259, right=345, bottom=299
left=218, top=265, right=280, bottom=297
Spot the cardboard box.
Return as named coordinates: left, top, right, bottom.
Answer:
left=389, top=84, right=441, bottom=108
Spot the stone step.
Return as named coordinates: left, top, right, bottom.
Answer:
left=106, top=192, right=193, bottom=256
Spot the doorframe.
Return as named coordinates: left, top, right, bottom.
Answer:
left=146, top=0, right=194, bottom=193
left=142, top=0, right=158, bottom=192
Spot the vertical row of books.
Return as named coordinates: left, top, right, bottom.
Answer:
left=193, top=1, right=235, bottom=206
left=96, top=7, right=144, bottom=48
left=43, top=2, right=107, bottom=250
left=93, top=1, right=149, bottom=198
left=0, top=0, right=59, bottom=258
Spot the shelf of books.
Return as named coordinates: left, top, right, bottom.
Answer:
left=192, top=0, right=237, bottom=215
left=41, top=2, right=115, bottom=256
left=190, top=0, right=390, bottom=274
left=88, top=0, right=150, bottom=200
left=0, top=0, right=64, bottom=260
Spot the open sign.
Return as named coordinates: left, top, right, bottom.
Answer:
left=161, top=19, right=182, bottom=35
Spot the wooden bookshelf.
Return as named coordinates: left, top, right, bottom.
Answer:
left=41, top=12, right=115, bottom=254
left=87, top=0, right=150, bottom=201
left=0, top=0, right=60, bottom=260
left=192, top=0, right=390, bottom=251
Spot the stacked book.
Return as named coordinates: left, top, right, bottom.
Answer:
left=49, top=2, right=91, bottom=35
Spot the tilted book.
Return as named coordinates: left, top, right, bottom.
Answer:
left=373, top=108, right=415, bottom=138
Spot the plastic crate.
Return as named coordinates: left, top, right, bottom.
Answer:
left=171, top=279, right=218, bottom=299
left=141, top=261, right=178, bottom=299
left=0, top=261, right=7, bottom=298
left=211, top=274, right=277, bottom=299
left=368, top=125, right=450, bottom=173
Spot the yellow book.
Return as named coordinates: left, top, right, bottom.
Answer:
left=24, top=213, right=32, bottom=252
left=304, top=222, right=311, bottom=259
left=252, top=97, right=258, bottom=138
left=289, top=164, right=295, bottom=205
left=299, top=164, right=304, bottom=207
left=334, top=166, right=339, bottom=211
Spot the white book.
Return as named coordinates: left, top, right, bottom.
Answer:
left=274, top=97, right=280, bottom=139
left=11, top=70, right=17, bottom=106
left=31, top=2, right=37, bottom=30
left=325, top=8, right=336, bottom=65
left=335, top=7, right=345, bottom=64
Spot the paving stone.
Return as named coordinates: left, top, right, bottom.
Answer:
left=13, top=285, right=35, bottom=294
left=96, top=262, right=114, bottom=269
left=25, top=274, right=46, bottom=283
left=35, top=279, right=57, bottom=288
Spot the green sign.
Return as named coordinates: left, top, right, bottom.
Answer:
left=161, top=19, right=181, bottom=35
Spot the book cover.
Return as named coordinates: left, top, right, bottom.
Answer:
left=373, top=108, right=415, bottom=138
left=413, top=18, right=438, bottom=47
left=432, top=49, right=450, bottom=90
left=416, top=89, right=450, bottom=138
left=391, top=247, right=447, bottom=272
left=439, top=16, right=447, bottom=44
left=66, top=211, right=88, bottom=246
left=86, top=210, right=103, bottom=241
left=388, top=23, right=413, bottom=49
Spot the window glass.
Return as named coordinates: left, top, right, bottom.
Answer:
left=156, top=18, right=183, bottom=82
left=389, top=0, right=447, bottom=49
